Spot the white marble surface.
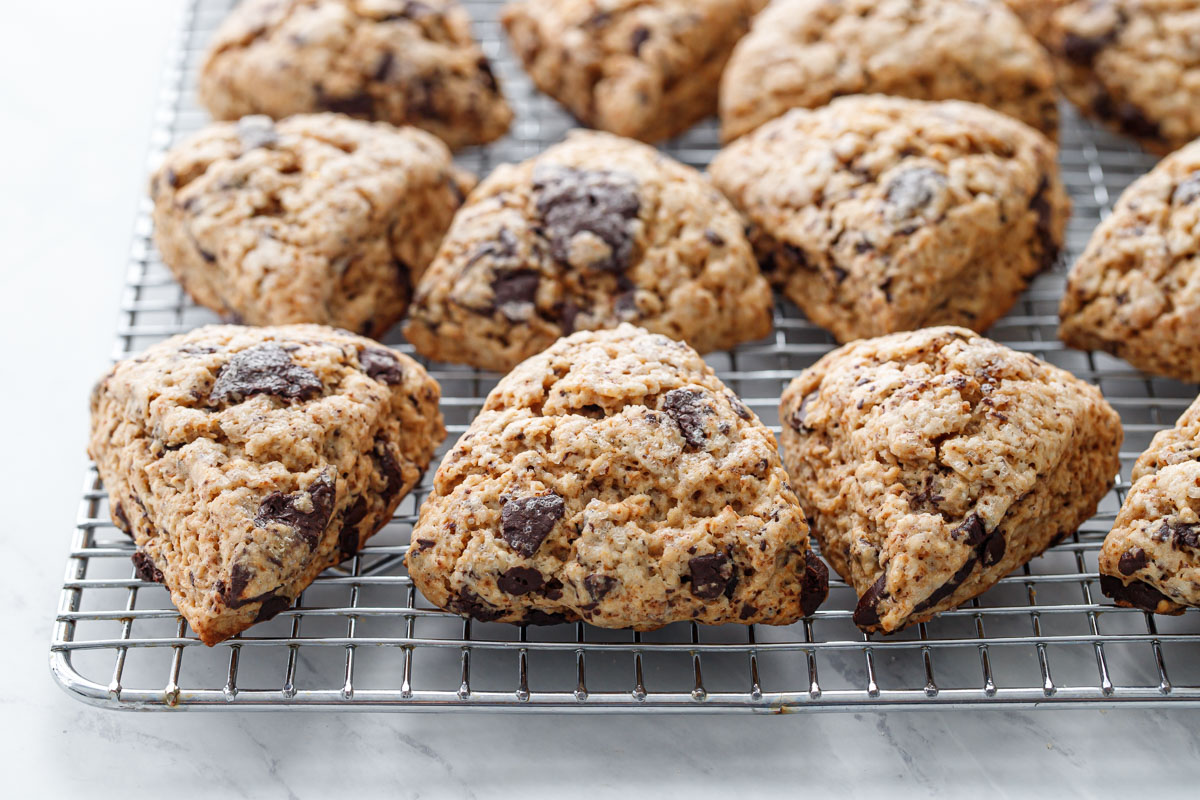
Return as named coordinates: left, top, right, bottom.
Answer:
left=3, top=2, right=1198, bottom=796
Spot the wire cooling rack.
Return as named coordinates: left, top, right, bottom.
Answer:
left=51, top=0, right=1200, bottom=712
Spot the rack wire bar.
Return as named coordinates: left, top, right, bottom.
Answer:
left=51, top=0, right=1200, bottom=712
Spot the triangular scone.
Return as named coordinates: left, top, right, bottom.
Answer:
left=1100, top=394, right=1200, bottom=614
left=88, top=325, right=445, bottom=645
left=406, top=324, right=828, bottom=628
left=710, top=95, right=1068, bottom=343
left=150, top=114, right=475, bottom=339
left=198, top=0, right=512, bottom=150
left=1059, top=139, right=1200, bottom=383
left=402, top=130, right=773, bottom=371
left=779, top=327, right=1122, bottom=634
left=719, top=0, right=1059, bottom=142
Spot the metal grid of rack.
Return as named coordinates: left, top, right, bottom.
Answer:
left=51, top=0, right=1200, bottom=712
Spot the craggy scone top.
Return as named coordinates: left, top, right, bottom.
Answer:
left=406, top=324, right=828, bottom=629
left=199, top=0, right=512, bottom=149
left=719, top=0, right=1058, bottom=142
left=150, top=114, right=473, bottom=339
left=404, top=130, right=774, bottom=371
left=710, top=95, right=1068, bottom=342
left=780, top=327, right=1122, bottom=633
left=1059, top=138, right=1200, bottom=383
left=89, top=324, right=445, bottom=645
left=1100, top=394, right=1200, bottom=614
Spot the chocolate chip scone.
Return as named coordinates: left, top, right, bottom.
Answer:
left=88, top=325, right=445, bottom=645
left=1059, top=139, right=1200, bottom=382
left=710, top=95, right=1068, bottom=343
left=198, top=0, right=512, bottom=150
left=403, top=130, right=774, bottom=371
left=406, top=324, right=829, bottom=628
left=150, top=114, right=474, bottom=339
left=779, top=327, right=1122, bottom=634
left=719, top=0, right=1059, bottom=142
left=1100, top=394, right=1200, bottom=614
left=1041, top=0, right=1200, bottom=155
left=501, top=0, right=766, bottom=143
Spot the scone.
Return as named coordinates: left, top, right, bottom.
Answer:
left=150, top=114, right=474, bottom=339
left=719, top=0, right=1059, bottom=142
left=779, top=327, right=1122, bottom=634
left=88, top=325, right=445, bottom=645
left=501, top=0, right=767, bottom=143
left=1100, top=394, right=1200, bottom=614
left=1059, top=138, right=1200, bottom=382
left=405, top=324, right=829, bottom=628
left=1041, top=0, right=1200, bottom=155
left=403, top=130, right=774, bottom=371
left=710, top=95, right=1069, bottom=343
left=198, top=0, right=512, bottom=150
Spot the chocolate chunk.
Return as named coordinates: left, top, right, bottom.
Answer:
left=853, top=573, right=888, bottom=629
left=704, top=229, right=725, bottom=247
left=210, top=344, right=322, bottom=403
left=228, top=562, right=253, bottom=603
left=1061, top=31, right=1116, bottom=64
left=542, top=577, right=564, bottom=601
left=739, top=604, right=758, bottom=620
left=1118, top=547, right=1149, bottom=576
left=614, top=289, right=638, bottom=317
left=801, top=551, right=829, bottom=616
left=498, top=567, right=545, bottom=596
left=832, top=265, right=849, bottom=283
left=884, top=167, right=946, bottom=222
left=359, top=347, right=405, bottom=385
left=373, top=51, right=394, bottom=81
left=1029, top=176, right=1059, bottom=272
left=315, top=87, right=374, bottom=118
left=782, top=242, right=810, bottom=270
left=1100, top=574, right=1175, bottom=613
left=491, top=270, right=541, bottom=318
left=523, top=610, right=569, bottom=626
left=662, top=388, right=711, bottom=448
left=255, top=594, right=292, bottom=622
left=414, top=539, right=436, bottom=552
left=1172, top=174, right=1200, bottom=206
left=952, top=513, right=986, bottom=547
left=374, top=439, right=404, bottom=503
left=726, top=393, right=752, bottom=420
left=235, top=115, right=278, bottom=150
left=557, top=299, right=580, bottom=334
left=981, top=528, right=1006, bottom=568
left=500, top=494, right=565, bottom=556
left=1163, top=520, right=1200, bottom=550
left=113, top=502, right=131, bottom=534
left=477, top=56, right=499, bottom=94
left=913, top=554, right=979, bottom=614
left=787, top=393, right=816, bottom=433
left=339, top=497, right=368, bottom=558
left=467, top=227, right=520, bottom=269
left=584, top=574, right=618, bottom=602
left=449, top=587, right=504, bottom=622
left=631, top=25, right=651, bottom=54
left=688, top=552, right=733, bottom=600
left=131, top=552, right=163, bottom=584
left=253, top=472, right=336, bottom=549
left=533, top=165, right=640, bottom=273
left=1094, top=93, right=1162, bottom=141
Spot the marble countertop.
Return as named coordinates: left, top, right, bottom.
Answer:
left=3, top=2, right=1196, bottom=796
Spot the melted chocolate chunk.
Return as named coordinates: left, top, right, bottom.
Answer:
left=557, top=299, right=580, bottom=334
left=359, top=347, right=405, bottom=385
left=255, top=594, right=292, bottom=622
left=210, top=344, right=322, bottom=403
left=533, top=165, right=640, bottom=273
left=253, top=472, right=336, bottom=549
left=498, top=567, right=545, bottom=596
left=801, top=551, right=829, bottom=617
left=981, top=529, right=1007, bottom=568
left=853, top=573, right=888, bottom=629
left=477, top=56, right=499, bottom=94
left=1030, top=176, right=1059, bottom=272
left=688, top=552, right=733, bottom=600
left=315, top=87, right=374, bottom=118
left=662, top=388, right=711, bottom=448
left=884, top=167, right=946, bottom=222
left=500, top=494, right=565, bottom=556
left=236, top=115, right=278, bottom=150
left=113, top=502, right=131, bottom=534
left=1172, top=174, right=1200, bottom=206
left=131, top=552, right=164, bottom=584
left=1061, top=30, right=1116, bottom=64
left=1118, top=547, right=1149, bottom=576
left=491, top=270, right=541, bottom=318
left=1163, top=520, right=1200, bottom=550
left=912, top=554, right=978, bottom=614
left=584, top=574, right=618, bottom=602
left=788, top=392, right=816, bottom=433
left=375, top=439, right=404, bottom=503
left=449, top=587, right=504, bottom=622
left=952, top=513, right=986, bottom=546
left=1100, top=574, right=1175, bottom=613
left=726, top=393, right=752, bottom=420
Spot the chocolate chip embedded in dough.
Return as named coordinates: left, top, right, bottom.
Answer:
left=210, top=344, right=322, bottom=403
left=688, top=552, right=733, bottom=600
left=500, top=494, right=566, bottom=556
